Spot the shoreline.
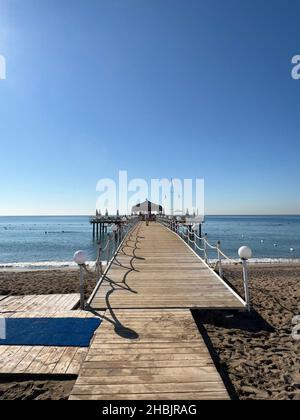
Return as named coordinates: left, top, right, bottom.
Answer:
left=0, top=259, right=299, bottom=273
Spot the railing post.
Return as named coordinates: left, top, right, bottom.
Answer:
left=73, top=251, right=88, bottom=310
left=96, top=242, right=103, bottom=276
left=204, top=233, right=208, bottom=263
left=175, top=221, right=178, bottom=234
left=106, top=234, right=110, bottom=264
left=238, top=246, right=252, bottom=312
left=241, top=259, right=251, bottom=312
left=79, top=265, right=85, bottom=310
left=217, top=240, right=223, bottom=278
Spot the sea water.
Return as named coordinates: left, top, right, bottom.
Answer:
left=0, top=215, right=299, bottom=269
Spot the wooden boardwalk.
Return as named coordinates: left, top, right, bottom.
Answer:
left=70, top=222, right=245, bottom=400
left=0, top=295, right=102, bottom=375
left=89, top=222, right=245, bottom=310
left=70, top=310, right=229, bottom=400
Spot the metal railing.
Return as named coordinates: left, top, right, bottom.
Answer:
left=157, top=216, right=251, bottom=311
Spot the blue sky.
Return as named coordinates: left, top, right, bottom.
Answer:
left=0, top=0, right=299, bottom=215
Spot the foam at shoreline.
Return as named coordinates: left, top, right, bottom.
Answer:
left=0, top=260, right=107, bottom=271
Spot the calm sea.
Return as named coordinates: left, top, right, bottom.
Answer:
left=0, top=215, right=299, bottom=269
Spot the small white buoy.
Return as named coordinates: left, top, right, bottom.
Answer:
left=290, top=248, right=295, bottom=253
left=260, top=239, right=264, bottom=244
left=273, top=243, right=278, bottom=247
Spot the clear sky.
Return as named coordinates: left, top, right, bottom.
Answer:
left=0, top=0, right=299, bottom=215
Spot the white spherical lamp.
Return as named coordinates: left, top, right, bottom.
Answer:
left=73, top=250, right=88, bottom=265
left=192, top=223, right=199, bottom=232
left=238, top=246, right=252, bottom=260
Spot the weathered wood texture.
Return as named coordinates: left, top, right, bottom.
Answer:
left=0, top=294, right=80, bottom=313
left=69, top=309, right=229, bottom=400
left=90, top=222, right=244, bottom=310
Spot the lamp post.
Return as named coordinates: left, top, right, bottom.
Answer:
left=238, top=246, right=252, bottom=312
left=192, top=223, right=199, bottom=248
left=216, top=240, right=223, bottom=279
left=192, top=223, right=199, bottom=233
left=121, top=217, right=127, bottom=239
left=204, top=233, right=208, bottom=263
left=112, top=223, right=118, bottom=246
left=73, top=250, right=88, bottom=310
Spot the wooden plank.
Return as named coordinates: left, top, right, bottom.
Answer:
left=69, top=391, right=228, bottom=400
left=52, top=347, right=79, bottom=374
left=78, top=366, right=218, bottom=377
left=15, top=346, right=44, bottom=373
left=0, top=294, right=80, bottom=313
left=66, top=347, right=88, bottom=375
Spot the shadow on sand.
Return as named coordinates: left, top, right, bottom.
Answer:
left=192, top=308, right=274, bottom=400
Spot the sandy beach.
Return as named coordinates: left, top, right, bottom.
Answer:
left=194, top=264, right=300, bottom=400
left=0, top=268, right=98, bottom=300
left=0, top=263, right=299, bottom=400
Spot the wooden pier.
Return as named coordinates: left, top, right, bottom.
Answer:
left=90, top=216, right=126, bottom=240
left=70, top=222, right=245, bottom=400
left=89, top=222, right=245, bottom=310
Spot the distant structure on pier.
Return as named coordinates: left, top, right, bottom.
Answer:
left=90, top=210, right=127, bottom=241
left=131, top=199, right=163, bottom=216
left=90, top=199, right=204, bottom=239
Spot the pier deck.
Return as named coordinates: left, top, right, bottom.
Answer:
left=89, top=222, right=245, bottom=310
left=70, top=222, right=244, bottom=400
left=69, top=310, right=229, bottom=400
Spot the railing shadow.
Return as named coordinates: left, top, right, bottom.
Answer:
left=87, top=306, right=139, bottom=340
left=192, top=308, right=274, bottom=334
left=87, top=222, right=144, bottom=339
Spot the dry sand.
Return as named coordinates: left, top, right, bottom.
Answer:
left=0, top=268, right=98, bottom=300
left=0, top=264, right=299, bottom=400
left=193, top=264, right=300, bottom=400
left=0, top=376, right=75, bottom=400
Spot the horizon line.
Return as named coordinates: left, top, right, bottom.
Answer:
left=0, top=214, right=299, bottom=217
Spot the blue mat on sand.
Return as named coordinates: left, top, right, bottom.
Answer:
left=0, top=318, right=101, bottom=347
